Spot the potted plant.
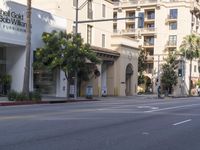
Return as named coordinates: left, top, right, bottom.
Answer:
left=2, top=74, right=12, bottom=95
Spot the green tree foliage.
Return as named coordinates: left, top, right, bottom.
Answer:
left=33, top=30, right=100, bottom=94
left=180, top=34, right=200, bottom=95
left=161, top=52, right=178, bottom=94
left=138, top=49, right=147, bottom=85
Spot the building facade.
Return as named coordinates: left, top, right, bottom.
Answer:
left=0, top=1, right=67, bottom=96
left=113, top=0, right=200, bottom=96
left=4, top=0, right=139, bottom=97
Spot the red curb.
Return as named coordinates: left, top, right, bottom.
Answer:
left=0, top=99, right=99, bottom=106
left=0, top=101, right=49, bottom=106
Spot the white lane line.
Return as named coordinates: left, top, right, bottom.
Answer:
left=137, top=106, right=159, bottom=110
left=145, top=103, right=200, bottom=113
left=173, top=119, right=192, bottom=126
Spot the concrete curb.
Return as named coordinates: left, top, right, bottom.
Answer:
left=0, top=99, right=100, bottom=106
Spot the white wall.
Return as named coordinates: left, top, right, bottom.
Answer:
left=6, top=46, right=25, bottom=92
left=0, top=1, right=67, bottom=95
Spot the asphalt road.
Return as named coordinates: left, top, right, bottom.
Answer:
left=0, top=96, right=200, bottom=150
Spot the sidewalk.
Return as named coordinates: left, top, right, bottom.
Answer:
left=0, top=96, right=99, bottom=106
left=0, top=96, right=8, bottom=102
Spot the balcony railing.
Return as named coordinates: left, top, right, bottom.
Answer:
left=141, top=28, right=156, bottom=34
left=113, top=0, right=190, bottom=7
left=146, top=14, right=155, bottom=20
left=113, top=0, right=158, bottom=7
left=166, top=41, right=177, bottom=47
left=140, top=0, right=158, bottom=4
left=113, top=29, right=137, bottom=35
left=126, top=15, right=136, bottom=21
left=144, top=42, right=154, bottom=46
left=146, top=55, right=154, bottom=61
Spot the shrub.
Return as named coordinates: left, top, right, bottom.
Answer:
left=8, top=90, right=18, bottom=101
left=8, top=91, right=42, bottom=102
left=29, top=91, right=42, bottom=101
left=16, top=92, right=29, bottom=101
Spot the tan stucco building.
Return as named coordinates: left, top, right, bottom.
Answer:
left=11, top=0, right=139, bottom=97
left=113, top=0, right=200, bottom=96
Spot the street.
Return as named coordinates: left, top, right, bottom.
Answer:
left=0, top=96, right=200, bottom=150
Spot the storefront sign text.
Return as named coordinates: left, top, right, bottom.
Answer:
left=0, top=9, right=26, bottom=32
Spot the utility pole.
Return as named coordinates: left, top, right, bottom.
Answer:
left=73, top=0, right=79, bottom=99
left=157, top=55, right=160, bottom=87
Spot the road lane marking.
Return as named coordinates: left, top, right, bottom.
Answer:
left=137, top=106, right=159, bottom=110
left=142, top=132, right=150, bottom=135
left=173, top=119, right=192, bottom=126
left=145, top=103, right=200, bottom=113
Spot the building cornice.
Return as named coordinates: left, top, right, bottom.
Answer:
left=91, top=45, right=120, bottom=57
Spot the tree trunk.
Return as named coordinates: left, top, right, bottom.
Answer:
left=23, top=0, right=32, bottom=95
left=189, top=59, right=192, bottom=95
left=74, top=71, right=78, bottom=99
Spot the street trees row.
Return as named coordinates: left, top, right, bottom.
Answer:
left=138, top=34, right=200, bottom=95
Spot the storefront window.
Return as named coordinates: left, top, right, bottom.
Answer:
left=0, top=47, right=6, bottom=76
left=33, top=69, right=57, bottom=96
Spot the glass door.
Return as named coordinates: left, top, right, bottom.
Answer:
left=33, top=69, right=57, bottom=96
left=0, top=47, right=6, bottom=95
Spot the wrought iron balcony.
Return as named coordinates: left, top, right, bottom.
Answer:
left=166, top=40, right=177, bottom=47
left=141, top=28, right=156, bottom=34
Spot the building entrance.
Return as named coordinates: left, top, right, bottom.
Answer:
left=33, top=69, right=57, bottom=96
left=0, top=47, right=6, bottom=95
left=0, top=47, right=6, bottom=76
left=125, top=64, right=133, bottom=96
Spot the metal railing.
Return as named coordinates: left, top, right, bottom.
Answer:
left=141, top=28, right=156, bottom=34
left=166, top=40, right=177, bottom=47
left=144, top=42, right=154, bottom=46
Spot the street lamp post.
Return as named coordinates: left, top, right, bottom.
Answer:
left=74, top=0, right=93, bottom=99
left=73, top=0, right=79, bottom=99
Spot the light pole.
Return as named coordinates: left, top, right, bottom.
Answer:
left=74, top=0, right=79, bottom=99
left=74, top=0, right=91, bottom=99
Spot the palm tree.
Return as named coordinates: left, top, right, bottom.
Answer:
left=180, top=34, right=200, bottom=95
left=23, top=0, right=32, bottom=95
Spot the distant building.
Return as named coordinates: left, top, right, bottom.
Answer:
left=113, top=0, right=200, bottom=96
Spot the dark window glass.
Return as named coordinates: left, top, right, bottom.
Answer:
left=87, top=25, right=92, bottom=44
left=169, top=22, right=177, bottom=30
left=170, top=9, right=178, bottom=19
left=102, top=4, right=106, bottom=17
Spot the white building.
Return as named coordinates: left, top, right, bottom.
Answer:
left=0, top=1, right=67, bottom=96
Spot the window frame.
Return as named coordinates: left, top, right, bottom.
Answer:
left=87, top=1, right=93, bottom=19
left=87, top=25, right=92, bottom=44
left=102, top=34, right=105, bottom=48
left=102, top=4, right=106, bottom=18
left=169, top=22, right=177, bottom=30
left=169, top=35, right=177, bottom=45
left=169, top=9, right=178, bottom=19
